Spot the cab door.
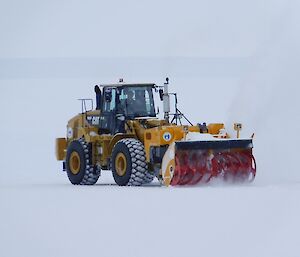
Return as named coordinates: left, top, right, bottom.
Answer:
left=99, top=87, right=117, bottom=134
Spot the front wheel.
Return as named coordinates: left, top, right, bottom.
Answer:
left=111, top=138, right=154, bottom=186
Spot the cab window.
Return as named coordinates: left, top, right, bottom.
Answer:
left=103, top=88, right=116, bottom=112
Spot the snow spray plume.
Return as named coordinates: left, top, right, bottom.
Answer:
left=227, top=0, right=300, bottom=183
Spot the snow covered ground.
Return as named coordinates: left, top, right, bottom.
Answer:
left=1, top=175, right=300, bottom=257
left=1, top=0, right=300, bottom=257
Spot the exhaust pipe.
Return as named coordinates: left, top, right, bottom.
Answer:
left=94, top=85, right=102, bottom=110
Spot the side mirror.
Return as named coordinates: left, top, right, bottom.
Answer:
left=159, top=89, right=164, bottom=101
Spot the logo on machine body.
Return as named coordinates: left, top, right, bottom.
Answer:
left=67, top=127, right=73, bottom=138
left=163, top=132, right=172, bottom=142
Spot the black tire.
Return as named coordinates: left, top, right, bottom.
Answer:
left=111, top=138, right=155, bottom=186
left=143, top=171, right=155, bottom=184
left=66, top=139, right=100, bottom=185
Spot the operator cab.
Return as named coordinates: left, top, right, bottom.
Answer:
left=99, top=84, right=156, bottom=134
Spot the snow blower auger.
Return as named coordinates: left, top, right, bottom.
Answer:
left=161, top=136, right=256, bottom=186
left=56, top=78, right=256, bottom=187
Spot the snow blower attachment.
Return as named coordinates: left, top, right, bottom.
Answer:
left=56, top=78, right=256, bottom=187
left=161, top=136, right=256, bottom=186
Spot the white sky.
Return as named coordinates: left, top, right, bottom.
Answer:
left=0, top=0, right=291, bottom=58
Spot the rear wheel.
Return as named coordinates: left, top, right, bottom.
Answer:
left=66, top=139, right=101, bottom=185
left=112, top=138, right=154, bottom=186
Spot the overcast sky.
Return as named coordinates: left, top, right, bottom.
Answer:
left=0, top=0, right=293, bottom=58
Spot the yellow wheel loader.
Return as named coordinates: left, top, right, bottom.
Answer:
left=56, top=78, right=256, bottom=186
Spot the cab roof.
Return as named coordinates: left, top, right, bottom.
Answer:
left=100, top=83, right=156, bottom=88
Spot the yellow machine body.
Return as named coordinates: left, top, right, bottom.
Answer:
left=56, top=111, right=230, bottom=177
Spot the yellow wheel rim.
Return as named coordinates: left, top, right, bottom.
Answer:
left=70, top=151, right=81, bottom=175
left=115, top=153, right=127, bottom=176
